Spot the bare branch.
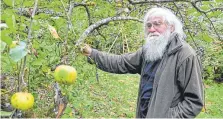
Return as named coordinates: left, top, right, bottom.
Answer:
left=206, top=7, right=223, bottom=13
left=128, top=0, right=209, bottom=5
left=16, top=8, right=63, bottom=17
left=83, top=5, right=92, bottom=25
left=69, top=2, right=92, bottom=25
left=108, top=32, right=121, bottom=53
left=75, top=16, right=143, bottom=46
left=191, top=1, right=223, bottom=13
left=60, top=0, right=76, bottom=35
left=96, top=28, right=107, bottom=41
left=172, top=2, right=199, bottom=48
left=191, top=1, right=222, bottom=41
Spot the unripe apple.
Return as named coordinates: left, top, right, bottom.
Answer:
left=54, top=65, right=77, bottom=85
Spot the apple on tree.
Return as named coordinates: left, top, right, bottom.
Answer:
left=11, top=92, right=34, bottom=111
left=54, top=65, right=77, bottom=85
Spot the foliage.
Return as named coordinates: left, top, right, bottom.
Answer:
left=1, top=0, right=222, bottom=118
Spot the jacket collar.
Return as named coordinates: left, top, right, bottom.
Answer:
left=166, top=32, right=184, bottom=56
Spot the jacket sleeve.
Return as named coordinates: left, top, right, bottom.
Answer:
left=89, top=48, right=143, bottom=74
left=168, top=55, right=204, bottom=118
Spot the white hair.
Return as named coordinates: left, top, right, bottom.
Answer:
left=143, top=7, right=186, bottom=40
left=143, top=27, right=171, bottom=62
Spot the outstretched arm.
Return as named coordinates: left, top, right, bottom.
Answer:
left=82, top=44, right=143, bottom=74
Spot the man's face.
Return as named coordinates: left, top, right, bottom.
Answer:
left=143, top=16, right=172, bottom=62
left=146, top=16, right=168, bottom=38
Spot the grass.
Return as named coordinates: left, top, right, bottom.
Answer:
left=197, top=81, right=223, bottom=118
left=2, top=65, right=221, bottom=118
left=62, top=70, right=140, bottom=118
left=62, top=67, right=223, bottom=118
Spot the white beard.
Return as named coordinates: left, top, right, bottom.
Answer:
left=143, top=29, right=171, bottom=62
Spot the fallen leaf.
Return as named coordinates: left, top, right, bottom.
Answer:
left=48, top=25, right=60, bottom=39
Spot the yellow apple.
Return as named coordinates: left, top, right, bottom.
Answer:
left=54, top=65, right=77, bottom=85
left=11, top=92, right=34, bottom=111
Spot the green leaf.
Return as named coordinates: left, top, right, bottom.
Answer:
left=215, top=0, right=223, bottom=2
left=14, top=0, right=24, bottom=5
left=42, top=65, right=50, bottom=73
left=35, top=13, right=50, bottom=20
left=1, top=8, right=14, bottom=21
left=33, top=22, right=41, bottom=31
left=2, top=0, right=13, bottom=7
left=187, top=8, right=197, bottom=15
left=5, top=17, right=13, bottom=29
left=208, top=11, right=222, bottom=18
left=200, top=5, right=209, bottom=11
left=9, top=41, right=28, bottom=62
left=31, top=58, right=44, bottom=66
left=23, top=1, right=34, bottom=7
left=5, top=15, right=16, bottom=33
left=203, top=34, right=213, bottom=43
left=0, top=110, right=13, bottom=117
left=1, top=30, right=12, bottom=45
left=32, top=40, right=40, bottom=49
left=1, top=41, right=7, bottom=53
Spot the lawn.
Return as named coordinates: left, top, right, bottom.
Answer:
left=63, top=70, right=223, bottom=118
left=1, top=70, right=222, bottom=118
left=197, top=82, right=223, bottom=118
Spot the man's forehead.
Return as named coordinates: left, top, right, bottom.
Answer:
left=147, top=16, right=164, bottom=22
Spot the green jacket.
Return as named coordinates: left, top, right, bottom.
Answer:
left=89, top=33, right=204, bottom=118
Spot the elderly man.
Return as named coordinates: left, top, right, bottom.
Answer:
left=82, top=7, right=204, bottom=118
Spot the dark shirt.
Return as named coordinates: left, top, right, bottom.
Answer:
left=139, top=59, right=161, bottom=118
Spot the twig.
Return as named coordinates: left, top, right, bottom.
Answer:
left=27, top=0, right=38, bottom=45
left=194, top=0, right=223, bottom=13
left=191, top=1, right=222, bottom=41
left=15, top=8, right=63, bottom=17
left=108, top=30, right=122, bottom=53
left=60, top=0, right=76, bottom=35
left=69, top=2, right=92, bottom=25
left=127, top=0, right=209, bottom=5
left=205, top=7, right=223, bottom=13
left=172, top=2, right=198, bottom=48
left=19, top=0, right=38, bottom=91
left=96, top=28, right=107, bottom=41
left=16, top=1, right=25, bottom=41
left=83, top=5, right=92, bottom=25
left=53, top=83, right=67, bottom=118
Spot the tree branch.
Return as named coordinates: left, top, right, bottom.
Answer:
left=173, top=2, right=199, bottom=48
left=206, top=7, right=223, bottom=13
left=96, top=28, right=107, bottom=41
left=75, top=16, right=143, bottom=46
left=194, top=0, right=223, bottom=13
left=83, top=5, right=92, bottom=25
left=69, top=2, right=92, bottom=25
left=19, top=0, right=38, bottom=92
left=128, top=0, right=209, bottom=5
left=60, top=0, right=75, bottom=35
left=16, top=8, right=63, bottom=17
left=191, top=1, right=222, bottom=41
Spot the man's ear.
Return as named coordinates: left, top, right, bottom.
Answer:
left=170, top=25, right=175, bottom=32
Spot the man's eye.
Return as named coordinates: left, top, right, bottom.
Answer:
left=147, top=23, right=152, bottom=28
left=154, top=22, right=162, bottom=26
